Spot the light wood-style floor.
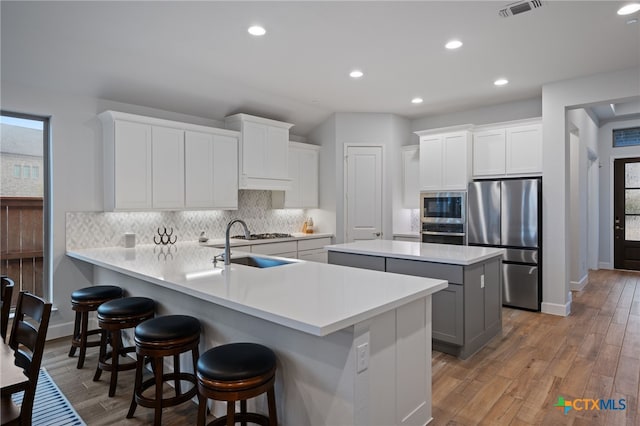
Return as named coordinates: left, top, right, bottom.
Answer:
left=41, top=268, right=639, bottom=425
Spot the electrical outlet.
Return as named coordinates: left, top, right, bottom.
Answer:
left=356, top=342, right=369, bottom=373
left=480, top=274, right=485, bottom=288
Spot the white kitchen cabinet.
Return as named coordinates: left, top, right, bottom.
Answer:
left=272, top=142, right=320, bottom=209
left=402, top=145, right=420, bottom=209
left=185, top=130, right=238, bottom=209
left=472, top=119, right=542, bottom=178
left=105, top=120, right=153, bottom=210
left=225, top=113, right=294, bottom=191
left=297, top=237, right=331, bottom=263
left=251, top=241, right=298, bottom=257
left=100, top=110, right=240, bottom=211
left=415, top=128, right=472, bottom=191
left=152, top=126, right=185, bottom=209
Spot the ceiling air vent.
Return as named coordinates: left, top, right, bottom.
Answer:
left=499, top=0, right=544, bottom=17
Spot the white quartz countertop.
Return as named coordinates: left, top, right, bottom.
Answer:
left=66, top=242, right=446, bottom=337
left=200, top=232, right=333, bottom=248
left=326, top=240, right=504, bottom=266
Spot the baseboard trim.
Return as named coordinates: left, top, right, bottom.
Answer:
left=570, top=274, right=589, bottom=292
left=599, top=262, right=613, bottom=270
left=46, top=321, right=75, bottom=341
left=541, top=292, right=572, bottom=316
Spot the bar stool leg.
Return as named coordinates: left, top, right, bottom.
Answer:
left=226, top=399, right=235, bottom=426
left=173, top=353, right=181, bottom=394
left=267, top=387, right=278, bottom=426
left=197, top=393, right=207, bottom=426
left=77, top=310, right=90, bottom=368
left=126, top=354, right=143, bottom=419
left=109, top=329, right=121, bottom=397
left=154, top=356, right=164, bottom=426
left=93, top=329, right=107, bottom=381
left=241, top=400, right=248, bottom=426
left=68, top=311, right=81, bottom=357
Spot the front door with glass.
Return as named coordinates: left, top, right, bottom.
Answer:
left=614, top=157, right=640, bottom=270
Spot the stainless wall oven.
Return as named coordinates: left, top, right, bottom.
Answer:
left=420, top=191, right=466, bottom=245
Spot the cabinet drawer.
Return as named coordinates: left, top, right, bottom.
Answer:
left=251, top=241, right=297, bottom=255
left=385, top=258, right=463, bottom=284
left=327, top=252, right=385, bottom=271
left=298, top=237, right=332, bottom=251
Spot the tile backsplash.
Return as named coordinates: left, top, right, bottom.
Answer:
left=66, top=191, right=308, bottom=249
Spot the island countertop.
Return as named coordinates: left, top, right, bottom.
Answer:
left=66, top=242, right=447, bottom=337
left=325, top=240, right=504, bottom=265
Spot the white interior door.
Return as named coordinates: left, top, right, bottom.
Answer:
left=345, top=145, right=382, bottom=242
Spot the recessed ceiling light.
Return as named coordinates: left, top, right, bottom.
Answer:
left=618, top=3, right=640, bottom=15
left=628, top=18, right=639, bottom=24
left=411, top=97, right=424, bottom=104
left=445, top=40, right=463, bottom=50
left=349, top=70, right=364, bottom=78
left=248, top=26, right=266, bottom=36
left=494, top=78, right=509, bottom=86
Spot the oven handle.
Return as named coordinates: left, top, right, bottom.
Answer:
left=421, top=231, right=466, bottom=237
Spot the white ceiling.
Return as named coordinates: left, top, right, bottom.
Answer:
left=2, top=1, right=639, bottom=135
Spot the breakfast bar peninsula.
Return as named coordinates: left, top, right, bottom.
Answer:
left=67, top=242, right=447, bottom=426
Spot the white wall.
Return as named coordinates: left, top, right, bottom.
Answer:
left=541, top=67, right=640, bottom=316
left=309, top=113, right=410, bottom=244
left=598, top=117, right=640, bottom=268
left=1, top=82, right=233, bottom=339
left=567, top=108, right=598, bottom=290
left=410, top=97, right=542, bottom=138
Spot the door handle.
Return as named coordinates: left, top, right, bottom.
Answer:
left=373, top=232, right=381, bottom=237
left=615, top=225, right=624, bottom=230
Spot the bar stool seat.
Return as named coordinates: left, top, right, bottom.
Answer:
left=127, top=315, right=201, bottom=426
left=94, top=296, right=155, bottom=397
left=196, top=343, right=278, bottom=426
left=68, top=285, right=123, bottom=369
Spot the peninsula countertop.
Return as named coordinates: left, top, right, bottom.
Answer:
left=66, top=242, right=447, bottom=337
left=325, top=240, right=504, bottom=265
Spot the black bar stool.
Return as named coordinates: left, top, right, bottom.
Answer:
left=68, top=285, right=123, bottom=369
left=93, top=296, right=155, bottom=397
left=196, top=343, right=278, bottom=426
left=127, top=315, right=201, bottom=426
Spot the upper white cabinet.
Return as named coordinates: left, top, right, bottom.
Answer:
left=184, top=131, right=238, bottom=210
left=100, top=111, right=239, bottom=211
left=225, top=113, right=294, bottom=191
left=272, top=142, right=320, bottom=209
left=402, top=145, right=420, bottom=209
left=415, top=127, right=472, bottom=191
left=473, top=119, right=542, bottom=178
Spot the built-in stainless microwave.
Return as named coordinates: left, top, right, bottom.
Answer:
left=420, top=191, right=466, bottom=245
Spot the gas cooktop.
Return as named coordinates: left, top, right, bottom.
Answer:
left=231, top=233, right=293, bottom=240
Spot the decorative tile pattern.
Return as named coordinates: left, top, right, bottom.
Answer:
left=66, top=191, right=308, bottom=249
left=410, top=209, right=420, bottom=232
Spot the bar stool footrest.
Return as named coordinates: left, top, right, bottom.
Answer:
left=209, top=412, right=270, bottom=426
left=135, top=372, right=198, bottom=408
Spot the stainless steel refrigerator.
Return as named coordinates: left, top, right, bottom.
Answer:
left=467, top=178, right=542, bottom=311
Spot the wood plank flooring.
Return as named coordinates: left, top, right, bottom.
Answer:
left=40, top=268, right=639, bottom=425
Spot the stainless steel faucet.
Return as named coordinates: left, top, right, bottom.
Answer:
left=223, top=219, right=251, bottom=266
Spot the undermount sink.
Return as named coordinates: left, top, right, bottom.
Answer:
left=229, top=256, right=292, bottom=268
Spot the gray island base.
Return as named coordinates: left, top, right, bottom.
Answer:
left=327, top=240, right=504, bottom=360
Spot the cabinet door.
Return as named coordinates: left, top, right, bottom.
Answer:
left=299, top=148, right=318, bottom=208
left=298, top=249, right=328, bottom=263
left=114, top=120, right=152, bottom=210
left=284, top=149, right=301, bottom=208
left=212, top=134, right=238, bottom=209
left=265, top=126, right=289, bottom=180
left=432, top=284, right=464, bottom=345
left=506, top=124, right=542, bottom=175
left=242, top=121, right=267, bottom=178
left=402, top=146, right=420, bottom=209
left=185, top=131, right=215, bottom=208
left=419, top=135, right=443, bottom=190
left=473, top=129, right=506, bottom=176
left=152, top=126, right=184, bottom=209
left=442, top=132, right=469, bottom=190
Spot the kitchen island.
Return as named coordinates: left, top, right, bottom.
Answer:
left=326, top=240, right=504, bottom=359
left=67, top=242, right=446, bottom=426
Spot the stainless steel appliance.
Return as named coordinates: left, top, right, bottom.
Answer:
left=467, top=178, right=542, bottom=311
left=420, top=191, right=466, bottom=245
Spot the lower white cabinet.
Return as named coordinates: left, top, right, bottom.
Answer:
left=297, top=237, right=331, bottom=263
left=251, top=241, right=298, bottom=256
left=272, top=142, right=320, bottom=209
